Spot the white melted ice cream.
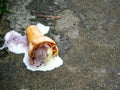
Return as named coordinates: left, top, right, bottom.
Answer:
left=0, top=23, right=63, bottom=71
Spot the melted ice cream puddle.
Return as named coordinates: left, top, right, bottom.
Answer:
left=0, top=23, right=63, bottom=71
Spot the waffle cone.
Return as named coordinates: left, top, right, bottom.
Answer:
left=26, top=25, right=58, bottom=58
left=26, top=25, right=44, bottom=43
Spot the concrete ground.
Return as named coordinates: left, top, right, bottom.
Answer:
left=0, top=0, right=120, bottom=90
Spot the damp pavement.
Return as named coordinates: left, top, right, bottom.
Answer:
left=0, top=0, right=120, bottom=90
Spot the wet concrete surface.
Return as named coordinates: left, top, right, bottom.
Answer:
left=0, top=0, right=120, bottom=90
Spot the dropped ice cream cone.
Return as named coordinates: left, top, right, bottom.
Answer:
left=26, top=25, right=59, bottom=66
left=0, top=23, right=63, bottom=71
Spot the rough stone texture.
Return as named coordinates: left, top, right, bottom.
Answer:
left=7, top=0, right=35, bottom=31
left=0, top=0, right=120, bottom=90
left=55, top=9, right=80, bottom=39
